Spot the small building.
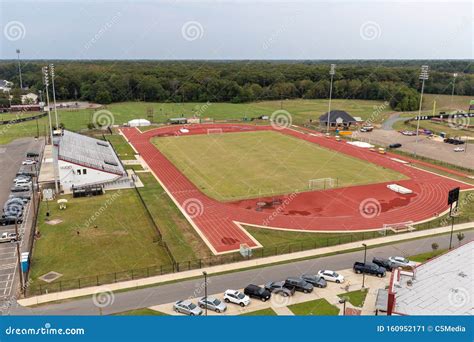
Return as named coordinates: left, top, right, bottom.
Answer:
left=0, top=80, right=12, bottom=93
left=128, top=118, right=151, bottom=127
left=169, top=117, right=188, bottom=125
left=54, top=130, right=133, bottom=193
left=21, top=93, right=38, bottom=104
left=319, top=110, right=358, bottom=129
left=387, top=242, right=473, bottom=316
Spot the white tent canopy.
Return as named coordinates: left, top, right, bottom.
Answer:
left=128, top=119, right=151, bottom=127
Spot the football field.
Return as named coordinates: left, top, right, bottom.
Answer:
left=152, top=131, right=407, bottom=201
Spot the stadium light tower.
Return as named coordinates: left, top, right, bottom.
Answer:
left=50, top=64, right=59, bottom=129
left=43, top=66, right=59, bottom=194
left=414, top=65, right=429, bottom=157
left=451, top=73, right=458, bottom=106
left=326, top=64, right=336, bottom=134
left=16, top=49, right=23, bottom=89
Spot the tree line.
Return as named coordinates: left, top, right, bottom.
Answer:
left=0, top=60, right=472, bottom=111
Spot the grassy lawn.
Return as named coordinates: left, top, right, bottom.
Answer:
left=152, top=130, right=406, bottom=201
left=288, top=298, right=340, bottom=316
left=125, top=164, right=144, bottom=171
left=0, top=99, right=389, bottom=145
left=410, top=249, right=447, bottom=263
left=113, top=308, right=168, bottom=316
left=106, top=134, right=137, bottom=160
left=241, top=308, right=278, bottom=316
left=338, top=289, right=368, bottom=308
left=29, top=190, right=172, bottom=293
left=136, top=173, right=212, bottom=261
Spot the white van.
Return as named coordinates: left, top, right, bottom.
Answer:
left=14, top=179, right=32, bottom=187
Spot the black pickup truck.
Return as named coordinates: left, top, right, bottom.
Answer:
left=353, top=262, right=386, bottom=277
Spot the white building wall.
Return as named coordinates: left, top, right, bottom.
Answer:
left=58, top=159, right=121, bottom=192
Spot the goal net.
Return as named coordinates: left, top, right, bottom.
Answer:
left=207, top=128, right=223, bottom=135
left=308, top=178, right=337, bottom=190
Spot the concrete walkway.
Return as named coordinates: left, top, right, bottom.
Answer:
left=18, top=222, right=473, bottom=307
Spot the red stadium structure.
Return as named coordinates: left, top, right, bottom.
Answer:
left=121, top=124, right=472, bottom=254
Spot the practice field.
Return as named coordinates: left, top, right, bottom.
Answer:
left=152, top=131, right=406, bottom=201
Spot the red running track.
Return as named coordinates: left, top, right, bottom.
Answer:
left=121, top=124, right=472, bottom=254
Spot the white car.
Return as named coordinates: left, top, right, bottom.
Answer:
left=317, top=270, right=345, bottom=283
left=388, top=256, right=416, bottom=268
left=454, top=147, right=465, bottom=152
left=223, top=290, right=250, bottom=307
left=22, top=160, right=37, bottom=165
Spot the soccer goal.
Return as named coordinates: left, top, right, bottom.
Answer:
left=207, top=128, right=223, bottom=135
left=308, top=178, right=337, bottom=190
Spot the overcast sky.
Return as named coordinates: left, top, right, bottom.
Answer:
left=0, top=0, right=472, bottom=60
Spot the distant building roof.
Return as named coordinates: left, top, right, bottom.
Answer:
left=57, top=130, right=126, bottom=176
left=128, top=118, right=150, bottom=127
left=391, top=242, right=473, bottom=316
left=319, top=110, right=357, bottom=123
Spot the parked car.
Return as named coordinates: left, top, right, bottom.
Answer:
left=9, top=193, right=31, bottom=201
left=317, top=270, right=345, bottom=283
left=11, top=186, right=31, bottom=193
left=26, top=152, right=39, bottom=158
left=0, top=232, right=18, bottom=243
left=300, top=274, right=327, bottom=288
left=454, top=147, right=465, bottom=152
left=13, top=180, right=32, bottom=188
left=22, top=160, right=37, bottom=165
left=173, top=300, right=203, bottom=316
left=389, top=143, right=402, bottom=149
left=264, top=281, right=295, bottom=297
left=223, top=290, right=250, bottom=307
left=388, top=256, right=416, bottom=268
left=372, top=257, right=396, bottom=272
left=284, top=277, right=313, bottom=293
left=0, top=216, right=22, bottom=226
left=353, top=262, right=386, bottom=277
left=198, top=296, right=227, bottom=313
left=244, top=284, right=271, bottom=302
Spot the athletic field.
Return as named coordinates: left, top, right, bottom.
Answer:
left=152, top=131, right=406, bottom=201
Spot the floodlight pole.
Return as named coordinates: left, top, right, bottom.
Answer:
left=50, top=64, right=59, bottom=129
left=203, top=271, right=208, bottom=316
left=326, top=64, right=336, bottom=134
left=16, top=49, right=23, bottom=89
left=414, top=65, right=429, bottom=158
left=43, top=66, right=59, bottom=194
left=451, top=73, right=457, bottom=106
left=15, top=219, right=24, bottom=295
left=449, top=202, right=454, bottom=250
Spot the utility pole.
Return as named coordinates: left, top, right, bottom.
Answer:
left=414, top=65, right=429, bottom=157
left=203, top=271, right=208, bottom=316
left=16, top=49, right=23, bottom=89
left=362, top=243, right=367, bottom=289
left=451, top=73, right=458, bottom=107
left=326, top=64, right=336, bottom=134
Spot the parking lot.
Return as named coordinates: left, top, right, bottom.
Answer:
left=0, top=137, right=43, bottom=312
left=358, top=130, right=473, bottom=169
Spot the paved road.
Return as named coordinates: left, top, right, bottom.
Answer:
left=381, top=113, right=407, bottom=130
left=9, top=231, right=473, bottom=316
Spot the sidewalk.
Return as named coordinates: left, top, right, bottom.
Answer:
left=18, top=222, right=473, bottom=306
